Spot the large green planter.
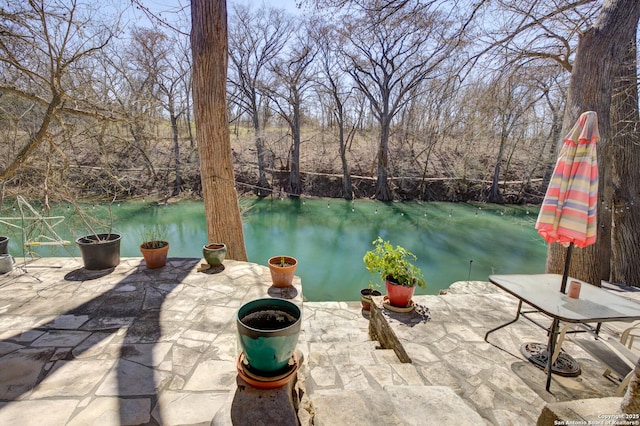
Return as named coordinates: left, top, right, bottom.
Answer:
left=237, top=298, right=301, bottom=373
left=76, top=233, right=121, bottom=270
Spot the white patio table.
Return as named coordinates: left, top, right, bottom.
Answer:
left=484, top=273, right=640, bottom=391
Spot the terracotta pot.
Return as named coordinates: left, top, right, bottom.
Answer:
left=203, top=243, right=227, bottom=267
left=385, top=277, right=416, bottom=308
left=140, top=241, right=169, bottom=269
left=360, top=288, right=382, bottom=311
left=268, top=256, right=298, bottom=288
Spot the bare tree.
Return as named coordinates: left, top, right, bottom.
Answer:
left=483, top=68, right=544, bottom=203
left=0, top=0, right=116, bottom=185
left=128, top=28, right=189, bottom=196
left=191, top=0, right=247, bottom=260
left=313, top=20, right=355, bottom=199
left=228, top=3, right=291, bottom=196
left=339, top=0, right=458, bottom=200
left=265, top=22, right=317, bottom=197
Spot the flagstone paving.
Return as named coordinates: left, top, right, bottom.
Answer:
left=0, top=257, right=634, bottom=425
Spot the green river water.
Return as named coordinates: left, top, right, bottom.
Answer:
left=1, top=198, right=547, bottom=301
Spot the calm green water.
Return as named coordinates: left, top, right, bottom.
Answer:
left=1, top=198, right=547, bottom=301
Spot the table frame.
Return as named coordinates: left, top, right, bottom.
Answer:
left=484, top=274, right=640, bottom=391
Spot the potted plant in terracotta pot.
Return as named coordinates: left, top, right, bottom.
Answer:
left=363, top=237, right=426, bottom=308
left=268, top=255, right=298, bottom=288
left=140, top=224, right=169, bottom=269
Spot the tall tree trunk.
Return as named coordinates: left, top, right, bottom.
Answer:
left=609, top=36, right=640, bottom=287
left=487, top=131, right=507, bottom=203
left=169, top=106, right=182, bottom=196
left=288, top=91, right=302, bottom=197
left=185, top=83, right=195, bottom=149
left=252, top=112, right=271, bottom=197
left=376, top=117, right=392, bottom=201
left=191, top=0, right=247, bottom=261
left=338, top=115, right=353, bottom=200
left=546, top=0, right=640, bottom=287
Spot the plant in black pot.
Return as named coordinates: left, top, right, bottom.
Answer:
left=140, top=224, right=169, bottom=269
left=360, top=283, right=382, bottom=312
left=72, top=202, right=121, bottom=271
left=363, top=237, right=426, bottom=309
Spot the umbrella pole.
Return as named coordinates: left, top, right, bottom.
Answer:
left=560, top=242, right=574, bottom=293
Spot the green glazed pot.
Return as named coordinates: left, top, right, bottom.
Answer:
left=203, top=243, right=227, bottom=267
left=237, top=298, right=301, bottom=373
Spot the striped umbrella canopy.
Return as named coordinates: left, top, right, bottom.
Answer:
left=535, top=111, right=599, bottom=291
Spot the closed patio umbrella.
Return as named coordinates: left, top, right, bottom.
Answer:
left=535, top=111, right=600, bottom=293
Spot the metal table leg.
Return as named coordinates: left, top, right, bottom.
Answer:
left=485, top=300, right=522, bottom=341
left=545, top=318, right=559, bottom=391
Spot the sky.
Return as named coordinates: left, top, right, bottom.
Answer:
left=124, top=0, right=307, bottom=30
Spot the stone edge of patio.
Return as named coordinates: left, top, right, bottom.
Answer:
left=536, top=397, right=623, bottom=425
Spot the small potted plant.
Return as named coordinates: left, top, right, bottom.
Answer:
left=268, top=255, right=298, bottom=288
left=360, top=283, right=382, bottom=312
left=140, top=224, right=169, bottom=269
left=363, top=237, right=426, bottom=308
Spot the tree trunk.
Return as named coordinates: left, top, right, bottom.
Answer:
left=609, top=36, right=640, bottom=288
left=191, top=0, right=247, bottom=261
left=185, top=83, right=195, bottom=149
left=169, top=102, right=182, bottom=196
left=288, top=90, right=302, bottom=197
left=338, top=115, right=353, bottom=200
left=546, top=0, right=640, bottom=287
left=252, top=112, right=271, bottom=197
left=376, top=117, right=392, bottom=201
left=487, top=131, right=507, bottom=203
left=0, top=92, right=62, bottom=181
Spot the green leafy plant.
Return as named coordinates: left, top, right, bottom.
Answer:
left=140, top=224, right=168, bottom=249
left=363, top=236, right=426, bottom=288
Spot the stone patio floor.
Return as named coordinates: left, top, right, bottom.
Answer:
left=0, top=257, right=636, bottom=425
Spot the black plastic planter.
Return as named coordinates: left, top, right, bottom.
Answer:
left=76, top=233, right=121, bottom=270
left=0, top=236, right=8, bottom=255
